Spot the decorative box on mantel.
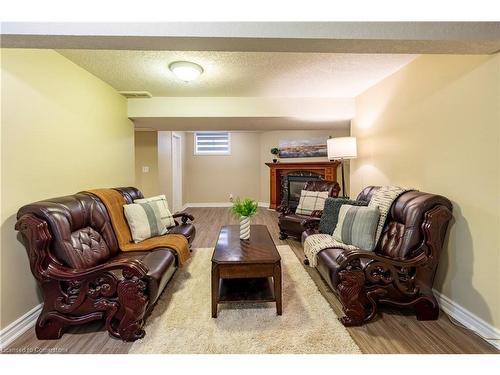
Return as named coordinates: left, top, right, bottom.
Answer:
left=265, top=161, right=340, bottom=210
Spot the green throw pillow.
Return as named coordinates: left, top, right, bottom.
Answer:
left=333, top=205, right=381, bottom=251
left=319, top=197, right=368, bottom=235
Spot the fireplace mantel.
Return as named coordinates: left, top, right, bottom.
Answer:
left=265, top=161, right=339, bottom=210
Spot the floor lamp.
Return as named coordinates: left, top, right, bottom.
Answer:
left=327, top=137, right=357, bottom=198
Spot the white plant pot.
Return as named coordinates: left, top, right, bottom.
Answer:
left=240, top=216, right=250, bottom=240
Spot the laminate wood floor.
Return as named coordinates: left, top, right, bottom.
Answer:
left=5, top=207, right=498, bottom=354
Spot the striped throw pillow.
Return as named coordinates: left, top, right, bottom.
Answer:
left=332, top=204, right=380, bottom=251
left=134, top=195, right=176, bottom=230
left=319, top=197, right=368, bottom=235
left=134, top=194, right=170, bottom=209
left=124, top=196, right=175, bottom=243
left=295, top=190, right=329, bottom=215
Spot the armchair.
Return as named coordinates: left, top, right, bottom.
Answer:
left=278, top=180, right=340, bottom=240
left=302, top=186, right=452, bottom=326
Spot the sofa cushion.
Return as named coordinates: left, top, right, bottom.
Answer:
left=168, top=223, right=196, bottom=244
left=17, top=193, right=119, bottom=268
left=333, top=205, right=380, bottom=251
left=111, top=248, right=176, bottom=305
left=319, top=197, right=368, bottom=235
left=295, top=190, right=329, bottom=215
left=316, top=247, right=345, bottom=289
left=378, top=190, right=453, bottom=258
left=278, top=212, right=310, bottom=238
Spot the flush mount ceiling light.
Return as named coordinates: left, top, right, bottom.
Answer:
left=168, top=61, right=203, bottom=82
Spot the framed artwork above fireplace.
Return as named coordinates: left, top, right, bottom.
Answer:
left=278, top=138, right=328, bottom=158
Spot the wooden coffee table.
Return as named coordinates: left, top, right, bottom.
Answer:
left=211, top=225, right=282, bottom=318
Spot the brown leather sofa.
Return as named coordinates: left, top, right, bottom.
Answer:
left=278, top=180, right=340, bottom=240
left=15, top=187, right=195, bottom=342
left=302, top=186, right=452, bottom=326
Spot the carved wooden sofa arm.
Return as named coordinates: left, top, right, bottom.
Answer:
left=336, top=248, right=428, bottom=270
left=277, top=204, right=295, bottom=216
left=310, top=210, right=323, bottom=218
left=48, top=257, right=149, bottom=281
left=334, top=247, right=434, bottom=326
left=16, top=213, right=151, bottom=342
left=172, top=212, right=194, bottom=224
left=300, top=217, right=321, bottom=231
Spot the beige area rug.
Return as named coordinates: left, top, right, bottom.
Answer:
left=130, top=245, right=361, bottom=354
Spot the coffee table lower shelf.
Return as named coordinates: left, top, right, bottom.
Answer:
left=218, top=277, right=275, bottom=303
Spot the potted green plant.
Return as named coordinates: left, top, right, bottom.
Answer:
left=230, top=197, right=258, bottom=240
left=270, top=147, right=280, bottom=163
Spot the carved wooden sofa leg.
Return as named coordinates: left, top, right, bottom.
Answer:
left=414, top=294, right=440, bottom=321
left=109, top=271, right=149, bottom=342
left=35, top=312, right=66, bottom=340
left=279, top=231, right=288, bottom=240
left=337, top=268, right=368, bottom=327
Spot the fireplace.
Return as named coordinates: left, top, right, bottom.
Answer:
left=281, top=173, right=323, bottom=209
left=265, top=161, right=339, bottom=210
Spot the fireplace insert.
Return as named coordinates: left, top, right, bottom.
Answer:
left=281, top=173, right=322, bottom=209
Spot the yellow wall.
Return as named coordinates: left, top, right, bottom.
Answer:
left=1, top=49, right=134, bottom=329
left=135, top=131, right=160, bottom=197
left=351, top=54, right=500, bottom=329
left=184, top=132, right=261, bottom=203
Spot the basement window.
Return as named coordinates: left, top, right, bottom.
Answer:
left=194, top=132, right=231, bottom=155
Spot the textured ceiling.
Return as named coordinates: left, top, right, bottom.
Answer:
left=57, top=50, right=416, bottom=97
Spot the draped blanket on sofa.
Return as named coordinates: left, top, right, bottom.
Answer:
left=87, top=188, right=191, bottom=266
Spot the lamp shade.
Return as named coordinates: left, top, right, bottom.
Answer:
left=327, top=137, right=357, bottom=160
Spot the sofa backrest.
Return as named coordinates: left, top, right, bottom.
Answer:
left=356, top=186, right=452, bottom=259
left=16, top=187, right=145, bottom=269
left=114, top=186, right=144, bottom=204
left=303, top=180, right=341, bottom=198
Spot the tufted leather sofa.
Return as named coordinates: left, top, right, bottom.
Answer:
left=278, top=180, right=340, bottom=240
left=15, top=187, right=195, bottom=342
left=302, top=186, right=452, bottom=326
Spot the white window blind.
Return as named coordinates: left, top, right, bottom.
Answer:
left=194, top=132, right=231, bottom=155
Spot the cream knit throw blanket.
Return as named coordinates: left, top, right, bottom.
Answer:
left=304, top=234, right=357, bottom=267
left=304, top=186, right=411, bottom=267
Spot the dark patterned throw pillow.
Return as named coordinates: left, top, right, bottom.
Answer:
left=318, top=197, right=368, bottom=235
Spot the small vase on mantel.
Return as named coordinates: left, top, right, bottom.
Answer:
left=240, top=216, right=250, bottom=240
left=270, top=147, right=280, bottom=164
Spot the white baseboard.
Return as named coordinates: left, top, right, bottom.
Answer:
left=183, top=202, right=270, bottom=209
left=434, top=289, right=500, bottom=350
left=0, top=304, right=42, bottom=350
left=184, top=202, right=232, bottom=208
